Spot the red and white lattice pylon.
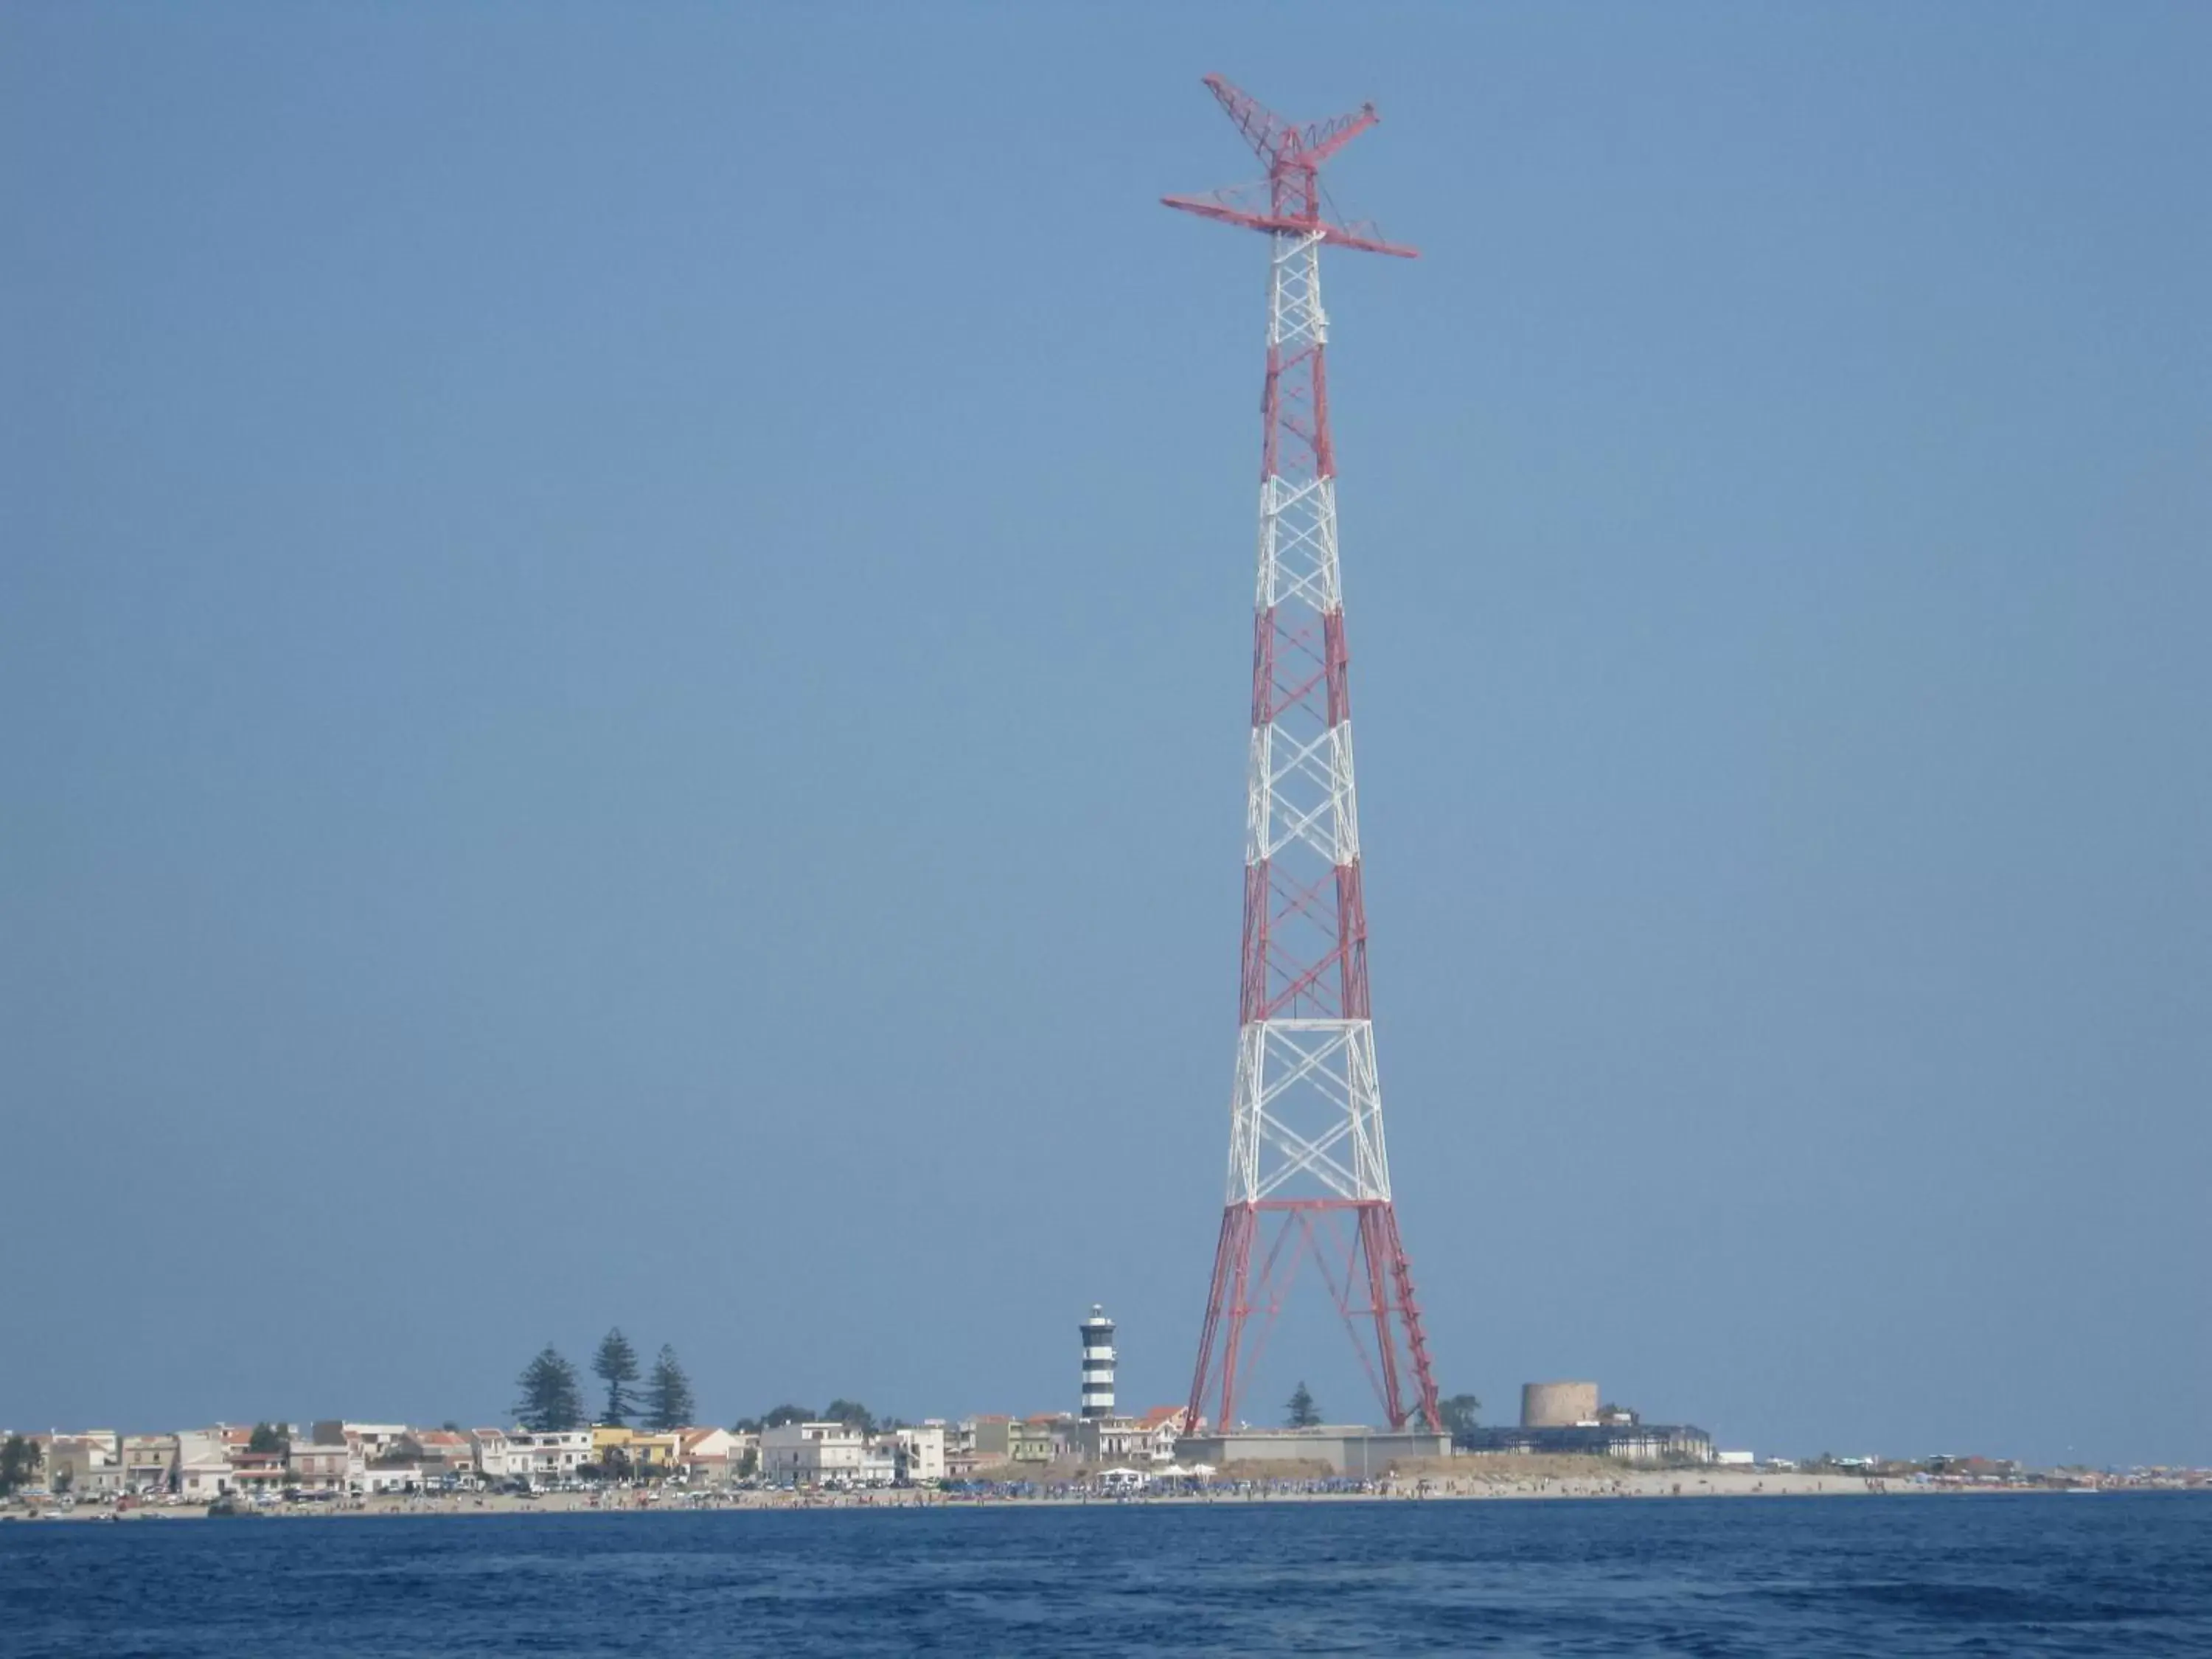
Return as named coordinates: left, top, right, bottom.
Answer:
left=1166, top=76, right=1441, bottom=1436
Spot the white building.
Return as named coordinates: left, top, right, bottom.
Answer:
left=1144, top=1414, right=1184, bottom=1462
left=310, top=1422, right=411, bottom=1464
left=175, top=1430, right=235, bottom=1501
left=467, top=1428, right=512, bottom=1478
left=678, top=1427, right=754, bottom=1481
left=504, top=1430, right=594, bottom=1483
left=1061, top=1406, right=1191, bottom=1467
left=761, top=1422, right=867, bottom=1486
left=880, top=1426, right=945, bottom=1484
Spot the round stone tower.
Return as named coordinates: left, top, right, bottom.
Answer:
left=1520, top=1380, right=1601, bottom=1428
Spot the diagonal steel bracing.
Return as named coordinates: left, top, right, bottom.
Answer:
left=1166, top=76, right=1443, bottom=1437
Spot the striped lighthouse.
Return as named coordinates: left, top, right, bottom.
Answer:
left=1079, top=1304, right=1117, bottom=1419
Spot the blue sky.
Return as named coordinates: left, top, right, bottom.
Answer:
left=3, top=3, right=2206, bottom=1467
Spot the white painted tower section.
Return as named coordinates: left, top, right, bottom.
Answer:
left=1228, top=227, right=1392, bottom=1209
left=1079, top=1304, right=1117, bottom=1419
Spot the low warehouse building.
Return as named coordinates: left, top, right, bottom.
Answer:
left=1458, top=1422, right=1715, bottom=1464
left=1175, top=1428, right=1450, bottom=1475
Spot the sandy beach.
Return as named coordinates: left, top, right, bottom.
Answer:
left=10, top=1461, right=1994, bottom=1523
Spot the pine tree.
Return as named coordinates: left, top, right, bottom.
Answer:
left=0, top=1434, right=39, bottom=1495
left=515, top=1344, right=587, bottom=1433
left=1437, top=1394, right=1483, bottom=1439
left=592, top=1327, right=641, bottom=1427
left=1286, top=1380, right=1321, bottom=1428
left=644, top=1344, right=695, bottom=1432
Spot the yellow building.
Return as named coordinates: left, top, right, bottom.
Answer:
left=591, top=1427, right=684, bottom=1472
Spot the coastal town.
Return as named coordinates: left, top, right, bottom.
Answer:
left=5, top=1413, right=2204, bottom=1519
left=0, top=1410, right=1185, bottom=1508
left=0, top=1315, right=1208, bottom=1512
left=6, top=1314, right=2205, bottom=1517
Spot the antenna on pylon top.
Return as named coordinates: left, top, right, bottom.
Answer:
left=1201, top=74, right=1379, bottom=171
left=1163, top=74, right=1417, bottom=259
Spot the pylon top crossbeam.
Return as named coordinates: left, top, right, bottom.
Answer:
left=1161, top=74, right=1418, bottom=259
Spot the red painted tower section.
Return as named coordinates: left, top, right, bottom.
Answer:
left=1166, top=76, right=1441, bottom=1436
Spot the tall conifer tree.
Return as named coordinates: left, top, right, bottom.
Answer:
left=0, top=1435, right=39, bottom=1495
left=515, top=1344, right=587, bottom=1433
left=644, top=1345, right=695, bottom=1432
left=592, top=1327, right=641, bottom=1427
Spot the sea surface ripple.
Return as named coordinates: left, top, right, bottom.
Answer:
left=2, top=1491, right=2207, bottom=1655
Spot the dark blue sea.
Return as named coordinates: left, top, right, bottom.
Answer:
left=4, top=1494, right=2208, bottom=1655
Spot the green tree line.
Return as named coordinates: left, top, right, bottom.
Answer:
left=514, top=1332, right=695, bottom=1433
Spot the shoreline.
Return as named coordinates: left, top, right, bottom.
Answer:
left=6, top=1469, right=2102, bottom=1523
